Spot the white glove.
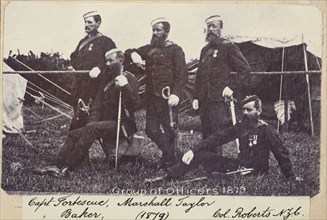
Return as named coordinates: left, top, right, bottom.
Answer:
left=131, top=52, right=144, bottom=65
left=168, top=94, right=179, bottom=106
left=67, top=66, right=75, bottom=71
left=222, top=86, right=233, bottom=98
left=192, top=99, right=199, bottom=110
left=115, top=75, right=128, bottom=87
left=89, top=67, right=101, bottom=78
left=182, top=150, right=194, bottom=165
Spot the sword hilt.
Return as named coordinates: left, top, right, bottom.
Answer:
left=224, top=95, right=237, bottom=105
left=78, top=98, right=90, bottom=116
left=162, top=86, right=171, bottom=99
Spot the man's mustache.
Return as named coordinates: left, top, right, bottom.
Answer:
left=242, top=114, right=253, bottom=120
left=242, top=114, right=259, bottom=122
left=152, top=35, right=160, bottom=39
left=206, top=32, right=216, bottom=36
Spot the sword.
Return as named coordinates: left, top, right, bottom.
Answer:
left=211, top=167, right=254, bottom=177
left=115, top=90, right=122, bottom=170
left=226, top=167, right=253, bottom=175
left=162, top=86, right=178, bottom=158
left=225, top=95, right=240, bottom=153
left=115, top=70, right=124, bottom=170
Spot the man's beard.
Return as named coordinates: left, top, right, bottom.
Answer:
left=242, top=114, right=259, bottom=126
left=150, top=34, right=168, bottom=47
left=106, top=63, right=122, bottom=76
left=205, top=32, right=219, bottom=43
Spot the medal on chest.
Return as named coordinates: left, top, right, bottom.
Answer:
left=248, top=134, right=258, bottom=147
left=213, top=49, right=218, bottom=57
left=88, top=43, right=94, bottom=51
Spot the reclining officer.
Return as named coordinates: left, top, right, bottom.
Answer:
left=155, top=95, right=302, bottom=181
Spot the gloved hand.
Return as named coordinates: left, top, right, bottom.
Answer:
left=182, top=150, right=194, bottom=165
left=131, top=52, right=145, bottom=65
left=222, top=86, right=233, bottom=98
left=67, top=66, right=75, bottom=71
left=192, top=99, right=199, bottom=110
left=115, top=75, right=128, bottom=87
left=168, top=94, right=179, bottom=106
left=89, top=67, right=101, bottom=78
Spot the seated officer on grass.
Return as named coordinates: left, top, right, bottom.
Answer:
left=44, top=49, right=140, bottom=177
left=156, top=95, right=302, bottom=181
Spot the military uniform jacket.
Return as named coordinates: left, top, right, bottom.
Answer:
left=194, top=38, right=251, bottom=103
left=87, top=70, right=141, bottom=137
left=70, top=32, right=116, bottom=107
left=134, top=42, right=188, bottom=99
left=192, top=120, right=295, bottom=178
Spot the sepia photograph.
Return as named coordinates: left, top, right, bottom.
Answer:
left=1, top=1, right=323, bottom=201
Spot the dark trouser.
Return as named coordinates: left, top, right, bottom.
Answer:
left=199, top=101, right=231, bottom=155
left=56, top=121, right=116, bottom=170
left=69, top=112, right=88, bottom=131
left=145, top=97, right=178, bottom=165
left=167, top=151, right=239, bottom=178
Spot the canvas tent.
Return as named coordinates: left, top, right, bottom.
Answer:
left=227, top=34, right=321, bottom=100
left=2, top=62, right=27, bottom=133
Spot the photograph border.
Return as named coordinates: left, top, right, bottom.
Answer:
left=0, top=0, right=326, bottom=219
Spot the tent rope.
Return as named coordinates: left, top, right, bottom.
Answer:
left=26, top=80, right=72, bottom=108
left=25, top=90, right=72, bottom=119
left=7, top=62, right=73, bottom=108
left=35, top=113, right=67, bottom=124
left=26, top=86, right=73, bottom=110
left=9, top=56, right=72, bottom=96
left=3, top=77, right=72, bottom=111
left=23, top=106, right=57, bottom=128
left=3, top=77, right=73, bottom=120
left=3, top=70, right=88, bottom=74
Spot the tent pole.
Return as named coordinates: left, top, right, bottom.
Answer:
left=302, top=36, right=315, bottom=136
left=284, top=79, right=289, bottom=132
left=277, top=47, right=285, bottom=132
left=315, top=55, right=321, bottom=71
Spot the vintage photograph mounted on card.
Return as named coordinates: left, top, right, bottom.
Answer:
left=1, top=1, right=323, bottom=199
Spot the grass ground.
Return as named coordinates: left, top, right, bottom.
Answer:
left=1, top=104, right=320, bottom=196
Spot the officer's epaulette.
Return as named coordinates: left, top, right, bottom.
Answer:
left=257, top=119, right=268, bottom=127
left=164, top=41, right=175, bottom=47
left=147, top=41, right=175, bottom=57
left=221, top=35, right=234, bottom=45
left=123, top=70, right=135, bottom=78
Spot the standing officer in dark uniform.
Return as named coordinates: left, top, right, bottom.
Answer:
left=192, top=15, right=251, bottom=154
left=128, top=18, right=188, bottom=168
left=153, top=95, right=302, bottom=182
left=70, top=11, right=116, bottom=131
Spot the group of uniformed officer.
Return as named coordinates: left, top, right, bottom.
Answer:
left=48, top=11, right=301, bottom=182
